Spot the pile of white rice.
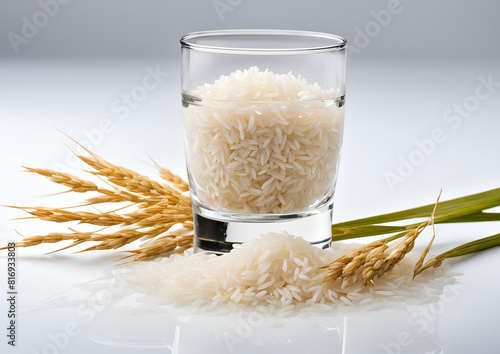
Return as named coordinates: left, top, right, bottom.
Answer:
left=125, top=232, right=458, bottom=314
left=182, top=66, right=345, bottom=214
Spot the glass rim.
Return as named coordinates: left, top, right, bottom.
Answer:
left=180, top=29, right=347, bottom=55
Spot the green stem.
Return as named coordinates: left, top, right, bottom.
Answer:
left=331, top=188, right=500, bottom=242
left=414, top=232, right=500, bottom=276
left=436, top=232, right=500, bottom=259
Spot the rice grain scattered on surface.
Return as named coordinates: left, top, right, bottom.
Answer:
left=125, top=232, right=459, bottom=313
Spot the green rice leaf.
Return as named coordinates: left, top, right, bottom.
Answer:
left=435, top=232, right=500, bottom=259
left=332, top=188, right=500, bottom=242
left=440, top=212, right=500, bottom=223
left=414, top=232, right=500, bottom=275
left=332, top=188, right=500, bottom=229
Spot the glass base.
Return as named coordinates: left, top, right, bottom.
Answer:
left=192, top=200, right=334, bottom=254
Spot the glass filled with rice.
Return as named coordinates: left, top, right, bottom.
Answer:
left=180, top=30, right=347, bottom=253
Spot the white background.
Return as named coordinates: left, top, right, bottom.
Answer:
left=1, top=1, right=499, bottom=353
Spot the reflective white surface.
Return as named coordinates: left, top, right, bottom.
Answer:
left=0, top=59, right=499, bottom=353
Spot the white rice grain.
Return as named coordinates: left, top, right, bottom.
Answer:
left=183, top=67, right=345, bottom=213
left=124, top=232, right=460, bottom=314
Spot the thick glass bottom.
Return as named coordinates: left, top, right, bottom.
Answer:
left=192, top=200, right=334, bottom=254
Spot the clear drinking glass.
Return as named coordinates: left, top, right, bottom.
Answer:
left=180, top=30, right=347, bottom=253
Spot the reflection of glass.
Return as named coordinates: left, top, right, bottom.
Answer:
left=180, top=30, right=347, bottom=253
left=24, top=270, right=449, bottom=354
left=83, top=307, right=443, bottom=354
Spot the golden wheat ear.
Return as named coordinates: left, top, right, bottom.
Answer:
left=3, top=138, right=194, bottom=260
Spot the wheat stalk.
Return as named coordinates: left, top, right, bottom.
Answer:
left=323, top=191, right=441, bottom=287
left=2, top=147, right=194, bottom=259
left=323, top=221, right=430, bottom=287
left=22, top=167, right=144, bottom=203
left=126, top=222, right=194, bottom=261
left=156, top=163, right=189, bottom=193
left=10, top=206, right=129, bottom=226
left=79, top=154, right=170, bottom=198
